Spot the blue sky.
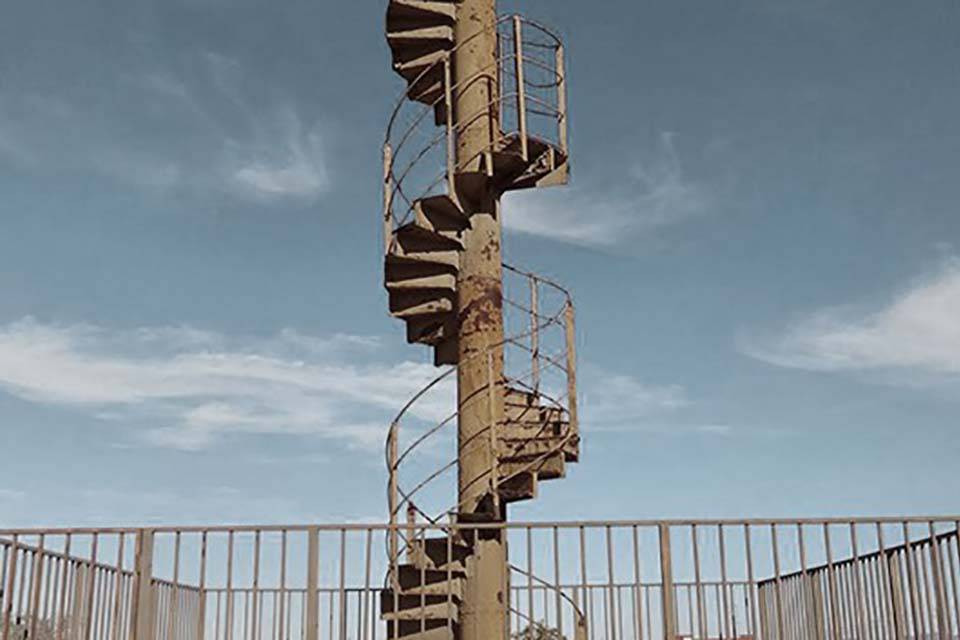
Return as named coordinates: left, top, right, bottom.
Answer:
left=0, top=0, right=958, bottom=527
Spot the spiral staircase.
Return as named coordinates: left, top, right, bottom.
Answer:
left=379, top=3, right=584, bottom=639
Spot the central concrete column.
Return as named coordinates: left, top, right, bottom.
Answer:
left=452, top=1, right=509, bottom=639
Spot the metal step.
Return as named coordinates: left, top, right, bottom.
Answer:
left=434, top=335, right=458, bottom=366
left=390, top=293, right=454, bottom=319
left=386, top=272, right=457, bottom=292
left=387, top=244, right=460, bottom=270
left=395, top=222, right=464, bottom=252
left=492, top=133, right=569, bottom=192
left=497, top=471, right=537, bottom=504
left=380, top=593, right=461, bottom=623
left=499, top=451, right=565, bottom=482
left=385, top=620, right=456, bottom=640
left=405, top=312, right=453, bottom=345
left=387, top=0, right=456, bottom=26
left=414, top=195, right=469, bottom=237
left=396, top=565, right=466, bottom=598
left=408, top=536, right=471, bottom=572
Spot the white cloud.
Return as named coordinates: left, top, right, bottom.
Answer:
left=0, top=489, right=26, bottom=502
left=226, top=105, right=329, bottom=199
left=0, top=54, right=330, bottom=201
left=0, top=319, right=451, bottom=451
left=581, top=368, right=689, bottom=431
left=742, top=258, right=960, bottom=377
left=504, top=133, right=710, bottom=246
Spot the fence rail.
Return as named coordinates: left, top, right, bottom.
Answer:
left=2, top=518, right=958, bottom=640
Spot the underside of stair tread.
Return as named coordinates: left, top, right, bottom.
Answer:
left=405, top=312, right=453, bottom=344
left=498, top=434, right=579, bottom=461
left=499, top=451, right=566, bottom=481
left=415, top=195, right=469, bottom=235
left=395, top=221, right=464, bottom=251
left=409, top=536, right=471, bottom=571
left=497, top=471, right=538, bottom=503
left=491, top=133, right=569, bottom=193
left=395, top=565, right=466, bottom=598
left=386, top=0, right=456, bottom=104
left=387, top=0, right=456, bottom=25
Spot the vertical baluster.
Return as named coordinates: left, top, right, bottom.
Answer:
left=198, top=533, right=208, bottom=640
left=692, top=526, right=706, bottom=640
left=530, top=277, right=540, bottom=395
left=744, top=526, right=758, bottom=639
left=632, top=527, right=643, bottom=640
left=2, top=535, right=18, bottom=640
left=512, top=16, right=528, bottom=161
left=305, top=529, right=319, bottom=640
left=382, top=144, right=393, bottom=254
left=555, top=44, right=567, bottom=154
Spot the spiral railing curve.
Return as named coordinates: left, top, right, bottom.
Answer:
left=379, top=9, right=583, bottom=637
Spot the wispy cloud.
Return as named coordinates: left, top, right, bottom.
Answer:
left=579, top=367, right=716, bottom=436
left=0, top=52, right=330, bottom=201
left=0, top=489, right=26, bottom=502
left=0, top=319, right=450, bottom=451
left=503, top=133, right=711, bottom=246
left=741, top=257, right=960, bottom=379
left=582, top=369, right=689, bottom=430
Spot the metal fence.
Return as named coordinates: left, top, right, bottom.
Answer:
left=2, top=518, right=958, bottom=640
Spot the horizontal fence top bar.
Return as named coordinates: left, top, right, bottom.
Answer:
left=2, top=515, right=960, bottom=535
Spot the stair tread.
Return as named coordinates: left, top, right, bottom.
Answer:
left=391, top=297, right=454, bottom=319
left=395, top=50, right=447, bottom=82
left=385, top=620, right=457, bottom=640
left=387, top=273, right=457, bottom=291
left=415, top=195, right=469, bottom=233
left=381, top=592, right=461, bottom=622
left=405, top=312, right=454, bottom=345
left=396, top=222, right=464, bottom=250
left=387, top=25, right=455, bottom=44
left=499, top=451, right=565, bottom=481
left=387, top=246, right=460, bottom=269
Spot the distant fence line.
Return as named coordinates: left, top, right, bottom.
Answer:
left=2, top=517, right=958, bottom=640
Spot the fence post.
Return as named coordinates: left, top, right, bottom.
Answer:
left=305, top=527, right=320, bottom=640
left=132, top=530, right=156, bottom=640
left=658, top=524, right=676, bottom=640
left=196, top=534, right=207, bottom=640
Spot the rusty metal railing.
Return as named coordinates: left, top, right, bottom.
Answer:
left=3, top=518, right=957, bottom=640
left=384, top=263, right=578, bottom=556
left=381, top=14, right=568, bottom=253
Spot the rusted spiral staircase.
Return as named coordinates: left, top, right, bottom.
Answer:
left=379, top=3, right=584, bottom=639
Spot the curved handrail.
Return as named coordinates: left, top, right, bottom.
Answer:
left=509, top=563, right=588, bottom=636
left=384, top=14, right=562, bottom=143
left=386, top=264, right=577, bottom=565
left=383, top=14, right=569, bottom=242
left=380, top=13, right=578, bottom=633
